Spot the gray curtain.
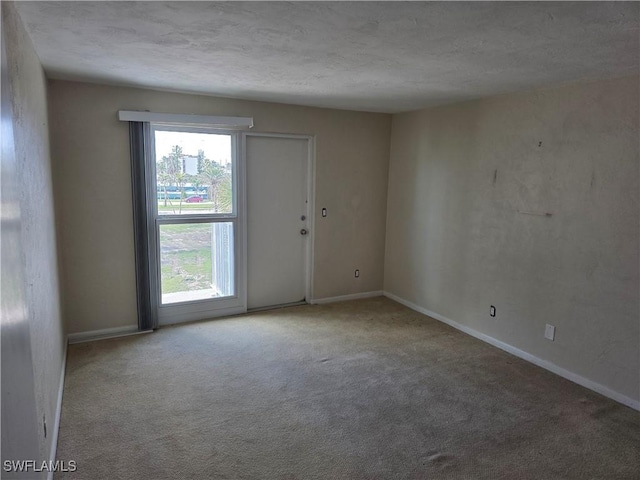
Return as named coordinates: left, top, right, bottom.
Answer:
left=129, top=122, right=158, bottom=331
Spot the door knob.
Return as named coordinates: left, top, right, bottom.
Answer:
left=300, top=229, right=308, bottom=235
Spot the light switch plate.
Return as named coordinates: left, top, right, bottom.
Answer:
left=545, top=324, right=556, bottom=341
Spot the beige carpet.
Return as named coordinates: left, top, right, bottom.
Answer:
left=55, top=297, right=639, bottom=479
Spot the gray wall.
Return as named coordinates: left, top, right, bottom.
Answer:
left=1, top=1, right=66, bottom=470
left=385, top=76, right=639, bottom=402
left=47, top=81, right=391, bottom=334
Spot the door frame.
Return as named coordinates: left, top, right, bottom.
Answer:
left=241, top=132, right=316, bottom=308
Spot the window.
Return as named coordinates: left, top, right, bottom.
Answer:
left=122, top=111, right=252, bottom=328
left=151, top=127, right=238, bottom=305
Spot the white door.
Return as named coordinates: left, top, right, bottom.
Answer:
left=246, top=135, right=310, bottom=309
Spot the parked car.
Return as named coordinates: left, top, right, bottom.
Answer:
left=185, top=195, right=203, bottom=203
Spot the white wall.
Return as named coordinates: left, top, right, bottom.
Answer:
left=47, top=81, right=391, bottom=334
left=2, top=0, right=66, bottom=467
left=385, top=76, right=639, bottom=403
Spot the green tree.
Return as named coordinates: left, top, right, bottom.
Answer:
left=175, top=171, right=187, bottom=214
left=188, top=174, right=202, bottom=198
left=197, top=149, right=206, bottom=174
left=218, top=162, right=233, bottom=211
left=199, top=159, right=232, bottom=212
left=157, top=162, right=172, bottom=207
left=158, top=145, right=184, bottom=213
left=164, top=145, right=183, bottom=177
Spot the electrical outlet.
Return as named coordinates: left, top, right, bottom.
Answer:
left=545, top=324, right=555, bottom=341
left=354, top=269, right=360, bottom=278
left=490, top=305, right=496, bottom=317
left=321, top=208, right=327, bottom=217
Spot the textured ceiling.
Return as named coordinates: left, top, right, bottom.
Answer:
left=16, top=1, right=639, bottom=113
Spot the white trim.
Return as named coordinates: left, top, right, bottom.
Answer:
left=247, top=301, right=307, bottom=313
left=158, top=305, right=246, bottom=326
left=67, top=325, right=143, bottom=344
left=47, top=338, right=68, bottom=480
left=310, top=291, right=383, bottom=305
left=240, top=133, right=249, bottom=312
left=306, top=136, right=317, bottom=303
left=383, top=291, right=640, bottom=411
left=118, top=110, right=253, bottom=129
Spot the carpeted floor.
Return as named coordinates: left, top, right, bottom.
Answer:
left=55, top=297, right=639, bottom=479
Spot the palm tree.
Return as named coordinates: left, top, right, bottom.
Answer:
left=217, top=162, right=233, bottom=212
left=196, top=149, right=207, bottom=174
left=189, top=174, right=203, bottom=199
left=199, top=159, right=231, bottom=212
left=175, top=172, right=187, bottom=214
left=158, top=145, right=184, bottom=212
left=157, top=162, right=172, bottom=207
left=162, top=145, right=182, bottom=178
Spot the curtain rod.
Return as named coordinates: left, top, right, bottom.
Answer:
left=118, top=110, right=254, bottom=129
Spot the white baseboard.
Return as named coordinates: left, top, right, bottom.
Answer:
left=383, top=291, right=640, bottom=411
left=67, top=325, right=143, bottom=344
left=159, top=306, right=247, bottom=327
left=48, top=337, right=67, bottom=480
left=248, top=301, right=307, bottom=313
left=310, top=291, right=383, bottom=305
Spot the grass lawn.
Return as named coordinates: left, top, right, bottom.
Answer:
left=159, top=223, right=211, bottom=235
left=157, top=201, right=231, bottom=214
left=161, top=248, right=212, bottom=294
left=159, top=224, right=212, bottom=294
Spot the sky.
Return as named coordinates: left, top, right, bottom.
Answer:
left=154, top=130, right=231, bottom=164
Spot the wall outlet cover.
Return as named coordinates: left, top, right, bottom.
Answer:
left=545, top=324, right=556, bottom=341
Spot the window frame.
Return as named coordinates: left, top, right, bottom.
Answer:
left=145, top=123, right=246, bottom=324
